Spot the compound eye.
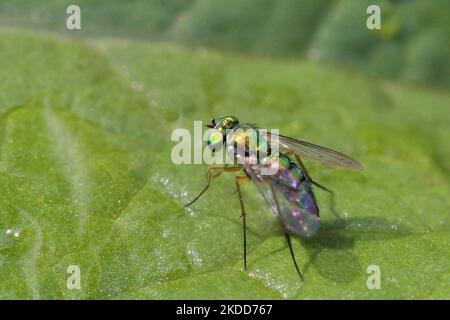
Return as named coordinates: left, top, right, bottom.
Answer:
left=207, top=130, right=223, bottom=152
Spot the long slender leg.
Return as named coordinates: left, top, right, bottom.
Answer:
left=213, top=164, right=229, bottom=178
left=284, top=231, right=304, bottom=281
left=270, top=184, right=304, bottom=281
left=184, top=166, right=241, bottom=207
left=293, top=154, right=312, bottom=182
left=311, top=180, right=339, bottom=219
left=235, top=175, right=251, bottom=270
left=293, top=154, right=339, bottom=219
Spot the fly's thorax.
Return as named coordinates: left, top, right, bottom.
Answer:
left=225, top=126, right=271, bottom=165
left=216, top=116, right=239, bottom=129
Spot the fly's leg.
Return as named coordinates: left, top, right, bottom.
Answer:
left=284, top=231, right=304, bottom=281
left=290, top=154, right=310, bottom=181
left=269, top=184, right=304, bottom=281
left=213, top=164, right=229, bottom=178
left=311, top=180, right=339, bottom=219
left=293, top=154, right=339, bottom=219
left=235, top=175, right=251, bottom=270
left=184, top=166, right=241, bottom=207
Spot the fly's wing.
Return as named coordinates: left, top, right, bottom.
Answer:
left=245, top=167, right=319, bottom=237
left=265, top=132, right=363, bottom=171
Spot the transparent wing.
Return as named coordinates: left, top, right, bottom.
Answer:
left=245, top=167, right=319, bottom=237
left=265, top=132, right=363, bottom=171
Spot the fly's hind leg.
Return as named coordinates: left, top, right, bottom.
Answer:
left=270, top=183, right=305, bottom=281
left=184, top=166, right=241, bottom=207
left=294, top=154, right=339, bottom=218
left=293, top=154, right=340, bottom=219
left=311, top=180, right=339, bottom=219
left=284, top=231, right=304, bottom=281
left=235, top=175, right=251, bottom=270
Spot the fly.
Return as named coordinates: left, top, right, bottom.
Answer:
left=185, top=116, right=363, bottom=281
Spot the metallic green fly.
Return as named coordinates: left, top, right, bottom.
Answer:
left=185, top=116, right=363, bottom=280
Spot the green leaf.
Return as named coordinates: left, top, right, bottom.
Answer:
left=0, top=31, right=449, bottom=299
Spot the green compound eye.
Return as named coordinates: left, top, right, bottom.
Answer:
left=207, top=129, right=224, bottom=151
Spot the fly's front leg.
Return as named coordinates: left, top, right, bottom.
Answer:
left=213, top=164, right=229, bottom=178
left=184, top=166, right=241, bottom=207
left=235, top=175, right=251, bottom=270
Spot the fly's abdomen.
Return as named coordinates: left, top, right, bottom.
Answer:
left=262, top=153, right=319, bottom=217
left=245, top=152, right=320, bottom=237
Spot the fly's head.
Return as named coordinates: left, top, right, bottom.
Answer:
left=206, top=116, right=239, bottom=152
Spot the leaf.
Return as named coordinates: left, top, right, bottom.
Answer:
left=0, top=30, right=449, bottom=299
